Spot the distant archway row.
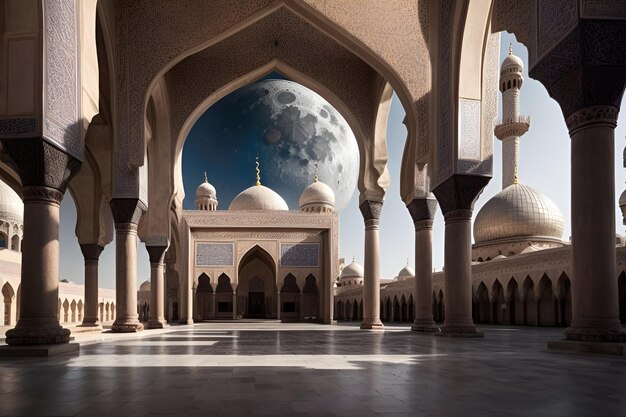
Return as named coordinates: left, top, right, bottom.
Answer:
left=193, top=272, right=319, bottom=321
left=335, top=271, right=626, bottom=327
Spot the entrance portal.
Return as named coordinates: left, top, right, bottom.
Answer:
left=237, top=246, right=277, bottom=319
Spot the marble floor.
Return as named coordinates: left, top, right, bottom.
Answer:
left=1, top=322, right=625, bottom=417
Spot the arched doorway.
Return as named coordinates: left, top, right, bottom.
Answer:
left=537, top=274, right=555, bottom=326
left=238, top=246, right=276, bottom=319
left=302, top=274, right=319, bottom=320
left=215, top=273, right=234, bottom=319
left=556, top=272, right=572, bottom=327
left=280, top=274, right=300, bottom=321
left=491, top=280, right=505, bottom=325
left=196, top=273, right=213, bottom=320
left=522, top=277, right=536, bottom=325
left=476, top=282, right=490, bottom=323
left=507, top=278, right=521, bottom=325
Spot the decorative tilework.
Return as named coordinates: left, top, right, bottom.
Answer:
left=195, top=243, right=234, bottom=267
left=458, top=99, right=481, bottom=161
left=280, top=243, right=319, bottom=267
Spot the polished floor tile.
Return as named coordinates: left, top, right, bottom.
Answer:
left=1, top=322, right=625, bottom=417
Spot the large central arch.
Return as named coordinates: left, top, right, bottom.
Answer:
left=237, top=245, right=277, bottom=319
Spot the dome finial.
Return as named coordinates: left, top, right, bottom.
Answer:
left=255, top=156, right=261, bottom=186
left=314, top=162, right=319, bottom=183
left=204, top=171, right=208, bottom=183
left=508, top=43, right=512, bottom=55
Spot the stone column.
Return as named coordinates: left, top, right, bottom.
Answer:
left=146, top=245, right=169, bottom=329
left=277, top=292, right=281, bottom=321
left=211, top=290, right=216, bottom=319
left=564, top=106, right=625, bottom=342
left=232, top=285, right=237, bottom=320
left=1, top=139, right=81, bottom=345
left=80, top=243, right=104, bottom=327
left=433, top=175, right=489, bottom=337
left=359, top=199, right=384, bottom=330
left=109, top=199, right=145, bottom=332
left=407, top=197, right=438, bottom=332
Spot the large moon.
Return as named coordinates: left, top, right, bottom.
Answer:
left=183, top=77, right=360, bottom=212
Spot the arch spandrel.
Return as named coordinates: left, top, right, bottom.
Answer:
left=167, top=7, right=387, bottom=202
left=109, top=1, right=425, bottom=200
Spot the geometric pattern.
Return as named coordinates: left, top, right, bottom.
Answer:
left=195, top=243, right=234, bottom=266
left=280, top=243, right=320, bottom=267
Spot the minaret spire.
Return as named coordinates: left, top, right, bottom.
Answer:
left=494, top=45, right=530, bottom=189
left=255, top=156, right=261, bottom=186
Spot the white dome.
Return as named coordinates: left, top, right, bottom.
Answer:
left=398, top=265, right=415, bottom=277
left=502, top=52, right=523, bottom=71
left=299, top=180, right=335, bottom=210
left=139, top=280, right=151, bottom=291
left=229, top=185, right=288, bottom=211
left=196, top=180, right=216, bottom=199
left=0, top=180, right=23, bottom=223
left=340, top=260, right=364, bottom=279
left=474, top=183, right=564, bottom=244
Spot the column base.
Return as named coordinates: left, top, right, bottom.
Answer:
left=436, top=323, right=483, bottom=338
left=0, top=342, right=79, bottom=357
left=411, top=319, right=439, bottom=333
left=79, top=319, right=101, bottom=328
left=5, top=319, right=71, bottom=345
left=360, top=319, right=384, bottom=330
left=178, top=318, right=194, bottom=325
left=565, top=322, right=626, bottom=343
left=111, top=319, right=144, bottom=333
left=147, top=320, right=169, bottom=329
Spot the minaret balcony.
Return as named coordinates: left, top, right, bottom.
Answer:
left=494, top=115, right=530, bottom=140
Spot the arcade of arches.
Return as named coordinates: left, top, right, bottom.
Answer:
left=0, top=0, right=625, bottom=355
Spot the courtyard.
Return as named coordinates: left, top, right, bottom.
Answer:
left=1, top=323, right=625, bottom=417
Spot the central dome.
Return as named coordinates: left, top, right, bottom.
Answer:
left=474, top=183, right=564, bottom=244
left=229, top=185, right=289, bottom=211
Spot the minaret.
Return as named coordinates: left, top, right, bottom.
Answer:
left=494, top=44, right=530, bottom=189
left=195, top=172, right=218, bottom=211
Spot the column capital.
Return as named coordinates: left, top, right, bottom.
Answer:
left=432, top=174, right=490, bottom=215
left=359, top=199, right=383, bottom=222
left=22, top=186, right=64, bottom=205
left=565, top=105, right=619, bottom=135
left=79, top=243, right=104, bottom=262
left=443, top=209, right=473, bottom=223
left=0, top=138, right=81, bottom=192
left=146, top=245, right=168, bottom=265
left=109, top=198, right=146, bottom=225
left=406, top=197, right=437, bottom=225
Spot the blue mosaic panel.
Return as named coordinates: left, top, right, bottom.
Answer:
left=280, top=243, right=319, bottom=267
left=195, top=243, right=234, bottom=266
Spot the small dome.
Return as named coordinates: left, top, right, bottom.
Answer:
left=340, top=260, right=364, bottom=279
left=474, top=183, right=564, bottom=244
left=139, top=280, right=151, bottom=291
left=229, top=185, right=288, bottom=211
left=502, top=53, right=523, bottom=71
left=0, top=180, right=23, bottom=223
left=398, top=265, right=415, bottom=277
left=196, top=175, right=216, bottom=199
left=299, top=180, right=335, bottom=210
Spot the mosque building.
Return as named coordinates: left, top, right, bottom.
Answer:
left=171, top=161, right=338, bottom=323
left=334, top=48, right=626, bottom=328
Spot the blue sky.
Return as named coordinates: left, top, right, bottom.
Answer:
left=58, top=32, right=626, bottom=288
